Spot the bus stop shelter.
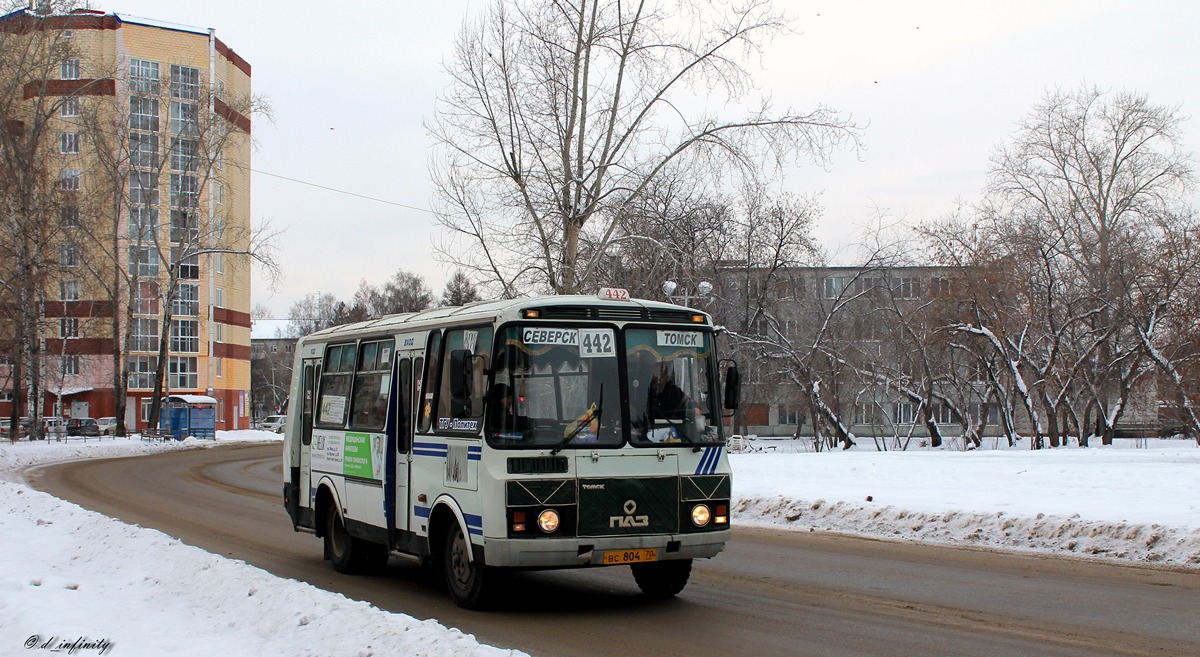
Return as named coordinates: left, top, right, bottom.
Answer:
left=167, top=394, right=217, bottom=440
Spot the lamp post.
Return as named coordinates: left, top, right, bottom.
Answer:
left=662, top=280, right=713, bottom=307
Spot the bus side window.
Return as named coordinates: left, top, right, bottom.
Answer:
left=316, top=343, right=355, bottom=428
left=418, top=331, right=441, bottom=433
left=349, top=338, right=393, bottom=432
left=397, top=358, right=413, bottom=452
left=437, top=327, right=492, bottom=424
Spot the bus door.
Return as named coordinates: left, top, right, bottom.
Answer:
left=299, top=357, right=321, bottom=514
left=388, top=349, right=421, bottom=536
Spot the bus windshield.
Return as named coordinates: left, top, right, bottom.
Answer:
left=488, top=325, right=624, bottom=448
left=487, top=324, right=721, bottom=449
left=625, top=328, right=720, bottom=447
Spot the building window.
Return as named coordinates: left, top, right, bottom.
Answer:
left=215, top=253, right=224, bottom=274
left=59, top=242, right=80, bottom=267
left=213, top=323, right=223, bottom=342
left=169, top=101, right=197, bottom=135
left=214, top=181, right=223, bottom=204
left=174, top=283, right=199, bottom=316
left=129, top=133, right=159, bottom=169
left=129, top=96, right=160, bottom=131
left=128, top=356, right=157, bottom=390
left=128, top=171, right=159, bottom=206
left=130, top=318, right=159, bottom=352
left=61, top=96, right=79, bottom=117
left=169, top=138, right=199, bottom=172
left=894, top=401, right=918, bottom=425
left=60, top=280, right=79, bottom=301
left=172, top=249, right=200, bottom=279
left=777, top=403, right=800, bottom=426
left=61, top=58, right=80, bottom=80
left=170, top=65, right=201, bottom=100
left=130, top=58, right=160, bottom=95
left=60, top=317, right=79, bottom=338
left=133, top=281, right=159, bottom=314
left=128, top=206, right=158, bottom=241
left=170, top=319, right=200, bottom=353
left=62, top=355, right=80, bottom=376
left=60, top=206, right=79, bottom=228
left=129, top=246, right=158, bottom=277
left=170, top=209, right=199, bottom=242
left=929, top=277, right=953, bottom=299
left=855, top=402, right=883, bottom=426
left=170, top=174, right=200, bottom=208
left=214, top=288, right=223, bottom=308
left=216, top=357, right=223, bottom=378
left=892, top=277, right=920, bottom=300
left=168, top=356, right=198, bottom=390
left=822, top=276, right=848, bottom=299
left=60, top=132, right=79, bottom=154
left=59, top=169, right=80, bottom=190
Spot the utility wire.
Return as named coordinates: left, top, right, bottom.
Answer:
left=250, top=168, right=436, bottom=215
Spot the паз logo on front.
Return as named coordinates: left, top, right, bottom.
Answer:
left=609, top=499, right=649, bottom=528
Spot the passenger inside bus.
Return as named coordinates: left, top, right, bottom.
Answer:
left=647, top=362, right=697, bottom=421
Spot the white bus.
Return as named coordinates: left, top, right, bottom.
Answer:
left=282, top=292, right=740, bottom=609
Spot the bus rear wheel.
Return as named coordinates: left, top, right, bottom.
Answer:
left=443, top=521, right=493, bottom=609
left=325, top=505, right=387, bottom=575
left=631, top=559, right=693, bottom=598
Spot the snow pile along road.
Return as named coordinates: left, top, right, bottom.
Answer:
left=0, top=434, right=525, bottom=657
left=731, top=443, right=1200, bottom=569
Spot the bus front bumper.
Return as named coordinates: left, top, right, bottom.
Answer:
left=481, top=529, right=731, bottom=568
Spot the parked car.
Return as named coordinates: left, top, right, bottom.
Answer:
left=96, top=416, right=117, bottom=436
left=260, top=415, right=286, bottom=433
left=66, top=417, right=100, bottom=437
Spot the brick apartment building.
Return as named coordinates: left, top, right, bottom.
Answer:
left=0, top=6, right=254, bottom=430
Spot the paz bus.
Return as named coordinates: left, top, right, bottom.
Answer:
left=281, top=290, right=740, bottom=608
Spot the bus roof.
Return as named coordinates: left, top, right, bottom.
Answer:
left=302, top=294, right=710, bottom=342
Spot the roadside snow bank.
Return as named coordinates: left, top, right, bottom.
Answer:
left=731, top=446, right=1200, bottom=569
left=0, top=433, right=524, bottom=657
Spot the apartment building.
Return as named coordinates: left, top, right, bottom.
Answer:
left=0, top=7, right=253, bottom=430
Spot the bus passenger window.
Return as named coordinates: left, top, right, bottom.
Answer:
left=350, top=338, right=394, bottom=432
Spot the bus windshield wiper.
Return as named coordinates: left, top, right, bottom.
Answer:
left=552, top=385, right=603, bottom=455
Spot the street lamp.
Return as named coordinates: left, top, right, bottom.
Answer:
left=662, top=280, right=713, bottom=307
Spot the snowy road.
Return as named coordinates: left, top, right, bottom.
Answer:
left=29, top=443, right=1200, bottom=657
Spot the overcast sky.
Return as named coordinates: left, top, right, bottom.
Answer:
left=99, top=1, right=1200, bottom=318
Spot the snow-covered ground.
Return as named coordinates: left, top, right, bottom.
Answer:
left=1, top=432, right=1197, bottom=657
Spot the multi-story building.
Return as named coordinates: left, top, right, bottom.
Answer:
left=0, top=7, right=253, bottom=430
left=713, top=264, right=1161, bottom=442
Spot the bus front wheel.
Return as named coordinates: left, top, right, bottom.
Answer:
left=443, top=521, right=492, bottom=609
left=631, top=559, right=692, bottom=598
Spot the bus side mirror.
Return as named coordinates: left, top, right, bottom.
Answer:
left=722, top=364, right=741, bottom=411
left=449, top=349, right=472, bottom=417
left=449, top=349, right=486, bottom=418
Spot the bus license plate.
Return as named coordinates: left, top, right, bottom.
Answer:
left=602, top=548, right=658, bottom=565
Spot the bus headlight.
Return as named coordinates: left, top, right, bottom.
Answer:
left=691, top=504, right=711, bottom=527
left=537, top=509, right=560, bottom=533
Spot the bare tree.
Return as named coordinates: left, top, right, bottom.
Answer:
left=429, top=0, right=859, bottom=295
left=986, top=85, right=1194, bottom=445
